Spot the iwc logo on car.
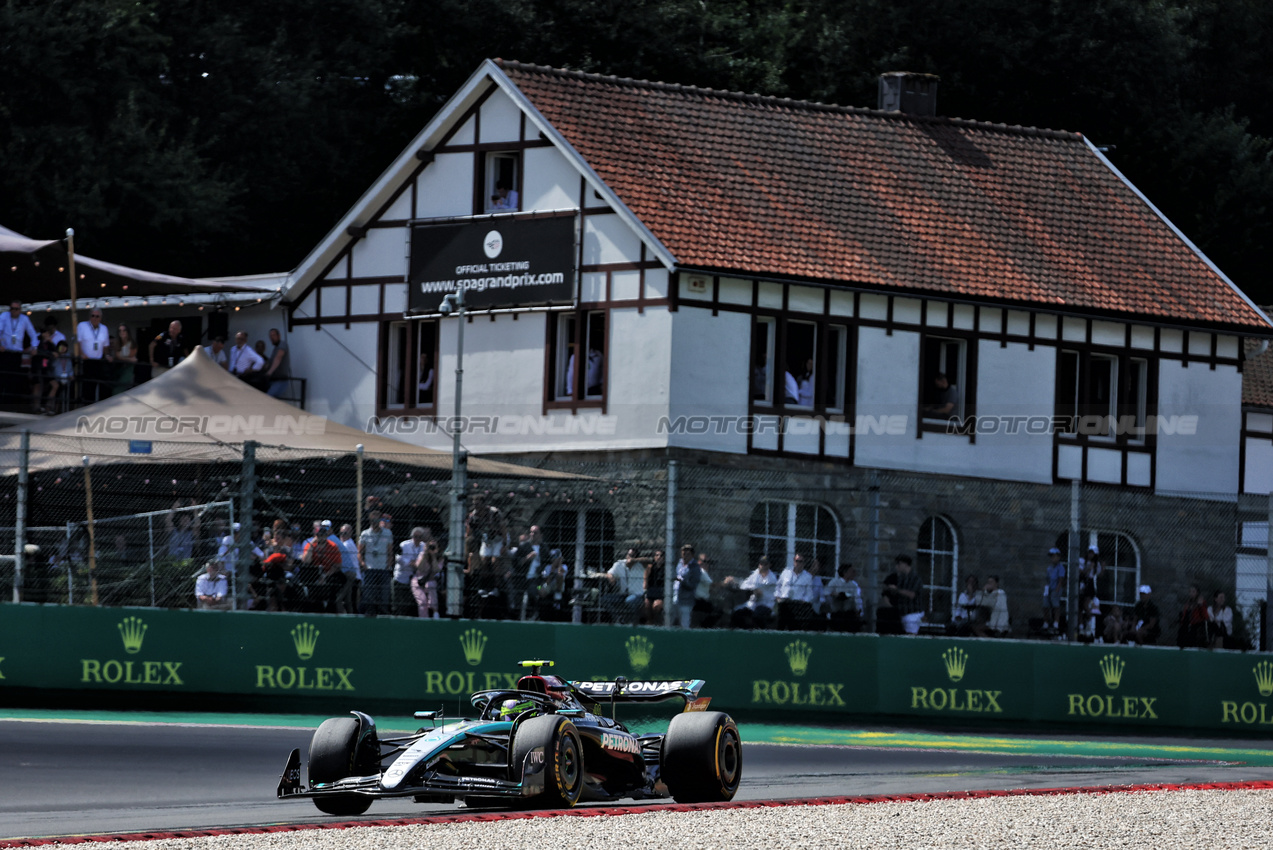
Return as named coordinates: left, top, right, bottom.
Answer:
left=1219, top=660, right=1273, bottom=725
left=254, top=622, right=354, bottom=691
left=1065, top=654, right=1158, bottom=720
left=909, top=647, right=1003, bottom=713
left=751, top=639, right=846, bottom=707
left=81, top=616, right=184, bottom=686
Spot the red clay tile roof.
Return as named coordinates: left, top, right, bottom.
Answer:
left=1244, top=332, right=1273, bottom=409
left=499, top=61, right=1272, bottom=333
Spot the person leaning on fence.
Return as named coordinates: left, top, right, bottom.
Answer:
left=883, top=554, right=924, bottom=635
left=672, top=544, right=701, bottom=629
left=725, top=555, right=777, bottom=630
left=359, top=513, right=395, bottom=616
left=411, top=539, right=442, bottom=619
left=398, top=526, right=430, bottom=615
left=644, top=548, right=666, bottom=624
left=604, top=548, right=645, bottom=623
left=195, top=560, right=231, bottom=611
left=0, top=300, right=38, bottom=404
left=335, top=524, right=361, bottom=614
left=973, top=575, right=1010, bottom=637
left=775, top=553, right=818, bottom=630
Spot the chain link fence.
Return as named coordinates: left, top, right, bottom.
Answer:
left=1, top=434, right=1270, bottom=652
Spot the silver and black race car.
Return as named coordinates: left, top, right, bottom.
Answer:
left=276, top=660, right=742, bottom=815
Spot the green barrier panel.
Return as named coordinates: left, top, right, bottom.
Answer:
left=0, top=604, right=1266, bottom=735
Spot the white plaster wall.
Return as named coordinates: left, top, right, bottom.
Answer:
left=583, top=215, right=642, bottom=266
left=667, top=306, right=749, bottom=454
left=288, top=321, right=378, bottom=429
left=417, top=153, right=473, bottom=219
left=479, top=90, right=523, bottom=143
left=606, top=307, right=673, bottom=449
left=350, top=227, right=407, bottom=279
left=1155, top=360, right=1242, bottom=495
left=853, top=330, right=1055, bottom=483
left=522, top=146, right=579, bottom=211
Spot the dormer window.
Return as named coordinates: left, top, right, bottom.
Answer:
left=483, top=152, right=520, bottom=212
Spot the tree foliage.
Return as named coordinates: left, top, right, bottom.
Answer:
left=1, top=0, right=1270, bottom=302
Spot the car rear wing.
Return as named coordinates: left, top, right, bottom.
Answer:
left=568, top=678, right=706, bottom=704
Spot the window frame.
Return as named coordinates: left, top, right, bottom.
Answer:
left=1057, top=529, right=1141, bottom=608
left=377, top=318, right=439, bottom=416
left=747, top=501, right=842, bottom=574
left=477, top=150, right=523, bottom=214
left=1056, top=348, right=1153, bottom=445
left=917, top=332, right=976, bottom=438
left=916, top=515, right=958, bottom=622
left=749, top=314, right=854, bottom=417
left=544, top=308, right=607, bottom=413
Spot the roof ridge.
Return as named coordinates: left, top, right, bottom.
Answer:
left=494, top=58, right=1082, bottom=143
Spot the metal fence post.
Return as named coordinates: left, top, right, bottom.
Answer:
left=64, top=521, right=73, bottom=605
left=867, top=470, right=881, bottom=633
left=237, top=440, right=257, bottom=610
left=148, top=514, right=155, bottom=607
left=13, top=430, right=29, bottom=603
left=1068, top=480, right=1081, bottom=640
left=664, top=459, right=677, bottom=628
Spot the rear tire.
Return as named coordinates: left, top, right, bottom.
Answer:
left=661, top=711, right=742, bottom=803
left=308, top=717, right=375, bottom=816
left=510, top=715, right=585, bottom=808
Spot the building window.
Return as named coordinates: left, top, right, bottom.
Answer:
left=748, top=502, right=840, bottom=573
left=379, top=319, right=438, bottom=413
left=920, top=335, right=968, bottom=423
left=543, top=508, right=615, bottom=574
left=482, top=152, right=520, bottom=212
left=548, top=310, right=605, bottom=404
left=751, top=317, right=851, bottom=411
left=1056, top=530, right=1140, bottom=607
left=917, top=516, right=957, bottom=622
left=1057, top=351, right=1149, bottom=440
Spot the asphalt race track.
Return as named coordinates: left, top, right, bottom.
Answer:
left=3, top=716, right=1273, bottom=841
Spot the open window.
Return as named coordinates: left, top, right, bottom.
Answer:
left=548, top=310, right=606, bottom=405
left=751, top=316, right=850, bottom=412
left=920, top=335, right=968, bottom=423
left=379, top=319, right=438, bottom=413
left=482, top=152, right=521, bottom=213
left=1057, top=350, right=1149, bottom=441
left=785, top=321, right=816, bottom=408
left=752, top=317, right=776, bottom=405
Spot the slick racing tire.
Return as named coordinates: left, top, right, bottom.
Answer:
left=511, top=714, right=585, bottom=808
left=308, top=716, right=375, bottom=816
left=661, top=711, right=742, bottom=803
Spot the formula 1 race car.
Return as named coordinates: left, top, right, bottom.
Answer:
left=276, top=660, right=742, bottom=815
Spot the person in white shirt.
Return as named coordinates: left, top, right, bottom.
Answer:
left=950, top=573, right=983, bottom=636
left=397, top=526, right=431, bottom=614
left=2, top=302, right=39, bottom=407
left=584, top=347, right=604, bottom=396
left=824, top=562, right=864, bottom=632
left=75, top=308, right=114, bottom=402
left=796, top=357, right=814, bottom=406
left=358, top=512, right=395, bottom=616
left=974, top=575, right=1010, bottom=637
left=489, top=181, right=519, bottom=210
left=1208, top=590, right=1234, bottom=649
left=775, top=553, right=818, bottom=629
left=204, top=336, right=229, bottom=368
left=604, top=548, right=646, bottom=623
left=217, top=521, right=264, bottom=575
left=195, top=560, right=231, bottom=610
left=227, top=331, right=265, bottom=377
left=726, top=555, right=778, bottom=629
left=335, top=523, right=362, bottom=614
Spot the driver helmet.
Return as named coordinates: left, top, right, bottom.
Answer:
left=500, top=698, right=535, bottom=719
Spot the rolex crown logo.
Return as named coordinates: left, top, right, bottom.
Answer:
left=117, top=616, right=147, bottom=654
left=1099, top=653, right=1125, bottom=690
left=460, top=628, right=488, bottom=666
left=1253, top=661, right=1273, bottom=698
left=784, top=640, right=812, bottom=677
left=625, top=635, right=653, bottom=672
left=942, top=647, right=968, bottom=683
left=291, top=623, right=319, bottom=660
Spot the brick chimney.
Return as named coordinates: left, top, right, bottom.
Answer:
left=878, top=72, right=940, bottom=117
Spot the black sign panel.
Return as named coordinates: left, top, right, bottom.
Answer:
left=408, top=217, right=576, bottom=312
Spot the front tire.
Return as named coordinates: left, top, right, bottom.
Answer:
left=661, top=711, right=742, bottom=803
left=308, top=716, right=375, bottom=816
left=510, top=714, right=585, bottom=808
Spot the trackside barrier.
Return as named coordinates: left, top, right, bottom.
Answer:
left=2, top=604, right=1273, bottom=735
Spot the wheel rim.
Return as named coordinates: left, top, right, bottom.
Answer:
left=718, top=726, right=741, bottom=790
left=559, top=731, right=581, bottom=795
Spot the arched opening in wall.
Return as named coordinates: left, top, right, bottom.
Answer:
left=917, top=515, right=957, bottom=623
left=1055, top=529, right=1140, bottom=608
left=542, top=508, right=616, bottom=575
left=748, top=502, right=841, bottom=574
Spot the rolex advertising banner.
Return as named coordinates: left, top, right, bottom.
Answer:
left=408, top=217, right=576, bottom=313
left=1, top=603, right=1269, bottom=735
